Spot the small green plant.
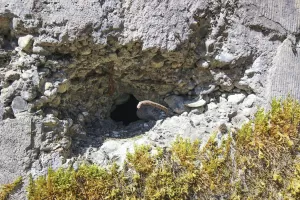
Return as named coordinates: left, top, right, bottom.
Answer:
left=24, top=97, right=300, bottom=199
left=0, top=177, right=22, bottom=200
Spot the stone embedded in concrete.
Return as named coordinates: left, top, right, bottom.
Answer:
left=21, top=89, right=37, bottom=101
left=57, top=80, right=70, bottom=94
left=11, top=96, right=28, bottom=115
left=44, top=82, right=53, bottom=90
left=215, top=51, right=235, bottom=64
left=32, top=46, right=50, bottom=55
left=18, top=35, right=34, bottom=53
left=228, top=94, right=246, bottom=104
left=42, top=114, right=59, bottom=127
left=185, top=98, right=207, bottom=108
left=164, top=95, right=188, bottom=114
left=194, top=84, right=217, bottom=95
left=0, top=85, right=16, bottom=105
left=243, top=94, right=257, bottom=108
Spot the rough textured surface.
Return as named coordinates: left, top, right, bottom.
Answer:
left=269, top=38, right=300, bottom=100
left=0, top=0, right=300, bottom=199
left=0, top=115, right=32, bottom=199
left=11, top=96, right=28, bottom=115
left=0, top=0, right=205, bottom=49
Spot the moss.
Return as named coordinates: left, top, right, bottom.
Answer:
left=24, top=97, right=300, bottom=199
left=0, top=177, right=22, bottom=200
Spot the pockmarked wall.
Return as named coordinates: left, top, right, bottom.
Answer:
left=0, top=0, right=300, bottom=199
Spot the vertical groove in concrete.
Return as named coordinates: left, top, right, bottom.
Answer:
left=270, top=39, right=300, bottom=100
left=256, top=0, right=300, bottom=100
left=257, top=0, right=300, bottom=33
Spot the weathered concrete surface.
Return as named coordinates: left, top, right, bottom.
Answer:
left=244, top=0, right=300, bottom=101
left=0, top=0, right=206, bottom=49
left=1, top=0, right=299, bottom=101
left=0, top=114, right=32, bottom=199
left=247, top=0, right=300, bottom=33
left=268, top=37, right=300, bottom=100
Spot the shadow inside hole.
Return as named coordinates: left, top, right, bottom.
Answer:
left=110, top=94, right=140, bottom=126
left=71, top=95, right=160, bottom=155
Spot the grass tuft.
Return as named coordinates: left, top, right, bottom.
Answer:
left=0, top=177, right=22, bottom=200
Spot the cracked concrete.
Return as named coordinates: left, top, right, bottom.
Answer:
left=1, top=0, right=300, bottom=199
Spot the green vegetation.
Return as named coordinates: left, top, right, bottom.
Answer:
left=13, top=97, right=300, bottom=199
left=0, top=177, right=22, bottom=200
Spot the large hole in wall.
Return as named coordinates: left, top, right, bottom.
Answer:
left=110, top=94, right=139, bottom=126
left=43, top=40, right=214, bottom=140
left=34, top=17, right=215, bottom=134
left=54, top=40, right=209, bottom=128
left=35, top=14, right=254, bottom=141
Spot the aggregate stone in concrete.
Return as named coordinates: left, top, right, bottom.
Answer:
left=11, top=96, right=28, bottom=115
